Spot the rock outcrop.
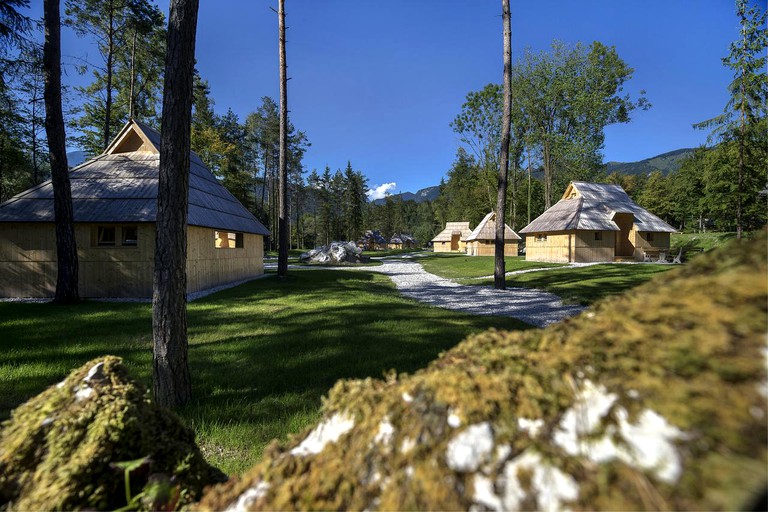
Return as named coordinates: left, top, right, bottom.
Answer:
left=200, top=234, right=768, bottom=511
left=0, top=356, right=226, bottom=511
left=300, top=242, right=370, bottom=264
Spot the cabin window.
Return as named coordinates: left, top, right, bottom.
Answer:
left=646, top=232, right=654, bottom=242
left=122, top=226, right=138, bottom=246
left=535, top=234, right=547, bottom=242
left=594, top=231, right=603, bottom=241
left=96, top=226, right=116, bottom=246
left=215, top=230, right=244, bottom=249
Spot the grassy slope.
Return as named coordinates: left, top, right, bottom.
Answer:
left=0, top=270, right=528, bottom=475
left=419, top=254, right=563, bottom=280
left=671, top=232, right=737, bottom=252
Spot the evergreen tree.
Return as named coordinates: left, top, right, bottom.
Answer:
left=66, top=0, right=165, bottom=154
left=694, top=0, right=767, bottom=238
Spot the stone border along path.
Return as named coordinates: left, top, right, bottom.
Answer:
left=267, top=256, right=584, bottom=328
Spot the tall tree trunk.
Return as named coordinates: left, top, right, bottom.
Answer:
left=103, top=0, right=115, bottom=151
left=527, top=150, right=532, bottom=224
left=129, top=29, right=137, bottom=119
left=277, top=0, right=289, bottom=277
left=494, top=0, right=512, bottom=290
left=543, top=140, right=552, bottom=209
left=43, top=0, right=79, bottom=304
left=152, top=0, right=199, bottom=408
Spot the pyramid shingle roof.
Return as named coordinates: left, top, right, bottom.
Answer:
left=0, top=120, right=270, bottom=236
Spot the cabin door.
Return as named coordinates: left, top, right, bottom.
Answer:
left=451, top=234, right=460, bottom=251
left=613, top=213, right=635, bottom=257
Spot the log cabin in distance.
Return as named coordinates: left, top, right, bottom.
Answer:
left=519, top=181, right=676, bottom=263
left=0, top=120, right=270, bottom=298
left=465, top=211, right=521, bottom=256
left=431, top=221, right=472, bottom=253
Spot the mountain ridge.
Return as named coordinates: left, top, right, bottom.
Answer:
left=374, top=148, right=696, bottom=204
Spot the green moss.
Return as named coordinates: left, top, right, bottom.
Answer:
left=0, top=356, right=225, bottom=511
left=199, top=233, right=767, bottom=511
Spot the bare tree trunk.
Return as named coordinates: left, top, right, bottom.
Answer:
left=103, top=0, right=115, bottom=151
left=152, top=0, right=199, bottom=408
left=543, top=140, right=552, bottom=209
left=43, top=0, right=79, bottom=304
left=129, top=29, right=137, bottom=119
left=494, top=0, right=512, bottom=290
left=527, top=150, right=532, bottom=224
left=277, top=0, right=289, bottom=277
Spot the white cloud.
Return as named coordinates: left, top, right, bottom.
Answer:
left=366, top=182, right=397, bottom=201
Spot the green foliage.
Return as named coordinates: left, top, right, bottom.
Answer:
left=66, top=0, right=166, bottom=155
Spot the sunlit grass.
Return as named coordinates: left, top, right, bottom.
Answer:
left=0, top=270, right=529, bottom=475
left=474, top=263, right=674, bottom=305
left=419, top=254, right=564, bottom=280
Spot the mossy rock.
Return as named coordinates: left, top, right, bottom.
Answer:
left=200, top=233, right=768, bottom=511
left=0, top=356, right=226, bottom=511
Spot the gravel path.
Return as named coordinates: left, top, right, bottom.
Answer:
left=365, top=259, right=583, bottom=327
left=267, top=259, right=584, bottom=327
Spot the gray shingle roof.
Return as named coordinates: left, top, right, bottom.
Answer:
left=465, top=211, right=521, bottom=242
left=431, top=222, right=472, bottom=242
left=519, top=181, right=676, bottom=234
left=0, top=121, right=270, bottom=236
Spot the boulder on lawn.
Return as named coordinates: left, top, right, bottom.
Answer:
left=300, top=242, right=370, bottom=264
left=200, top=233, right=767, bottom=511
left=0, top=356, right=226, bottom=511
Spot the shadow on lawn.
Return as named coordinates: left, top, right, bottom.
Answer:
left=0, top=269, right=528, bottom=472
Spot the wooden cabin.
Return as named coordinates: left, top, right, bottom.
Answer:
left=388, top=233, right=417, bottom=250
left=0, top=120, right=270, bottom=298
left=465, top=212, right=521, bottom=256
left=358, top=230, right=388, bottom=251
left=519, top=181, right=676, bottom=263
left=431, top=222, right=472, bottom=253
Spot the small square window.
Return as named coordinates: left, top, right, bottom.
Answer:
left=122, top=226, right=138, bottom=246
left=215, top=230, right=244, bottom=249
left=535, top=234, right=547, bottom=242
left=594, top=231, right=603, bottom=241
left=97, top=226, right=116, bottom=246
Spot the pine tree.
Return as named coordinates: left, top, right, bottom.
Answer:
left=694, top=0, right=767, bottom=239
left=152, top=0, right=199, bottom=408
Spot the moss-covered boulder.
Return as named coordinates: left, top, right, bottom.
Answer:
left=0, top=356, right=226, bottom=511
left=200, top=234, right=768, bottom=511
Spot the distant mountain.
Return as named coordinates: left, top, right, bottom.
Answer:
left=67, top=151, right=88, bottom=168
left=605, top=148, right=695, bottom=176
left=372, top=185, right=440, bottom=205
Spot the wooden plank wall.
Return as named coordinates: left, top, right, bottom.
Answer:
left=433, top=240, right=467, bottom=253
left=524, top=232, right=572, bottom=262
left=467, top=240, right=518, bottom=257
left=0, top=222, right=155, bottom=297
left=187, top=226, right=263, bottom=293
left=573, top=231, right=616, bottom=263
left=631, top=230, right=671, bottom=259
left=0, top=223, right=264, bottom=298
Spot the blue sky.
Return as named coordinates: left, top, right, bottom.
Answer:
left=28, top=0, right=765, bottom=196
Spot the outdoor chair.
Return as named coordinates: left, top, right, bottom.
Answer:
left=672, top=248, right=683, bottom=264
left=643, top=252, right=652, bottom=262
left=657, top=252, right=669, bottom=263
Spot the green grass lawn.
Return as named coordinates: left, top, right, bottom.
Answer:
left=419, top=254, right=564, bottom=280
left=671, top=232, right=738, bottom=252
left=0, top=270, right=528, bottom=475
left=475, top=263, right=674, bottom=305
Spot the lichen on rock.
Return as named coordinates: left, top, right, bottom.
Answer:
left=0, top=356, right=226, bottom=511
left=199, top=233, right=768, bottom=511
